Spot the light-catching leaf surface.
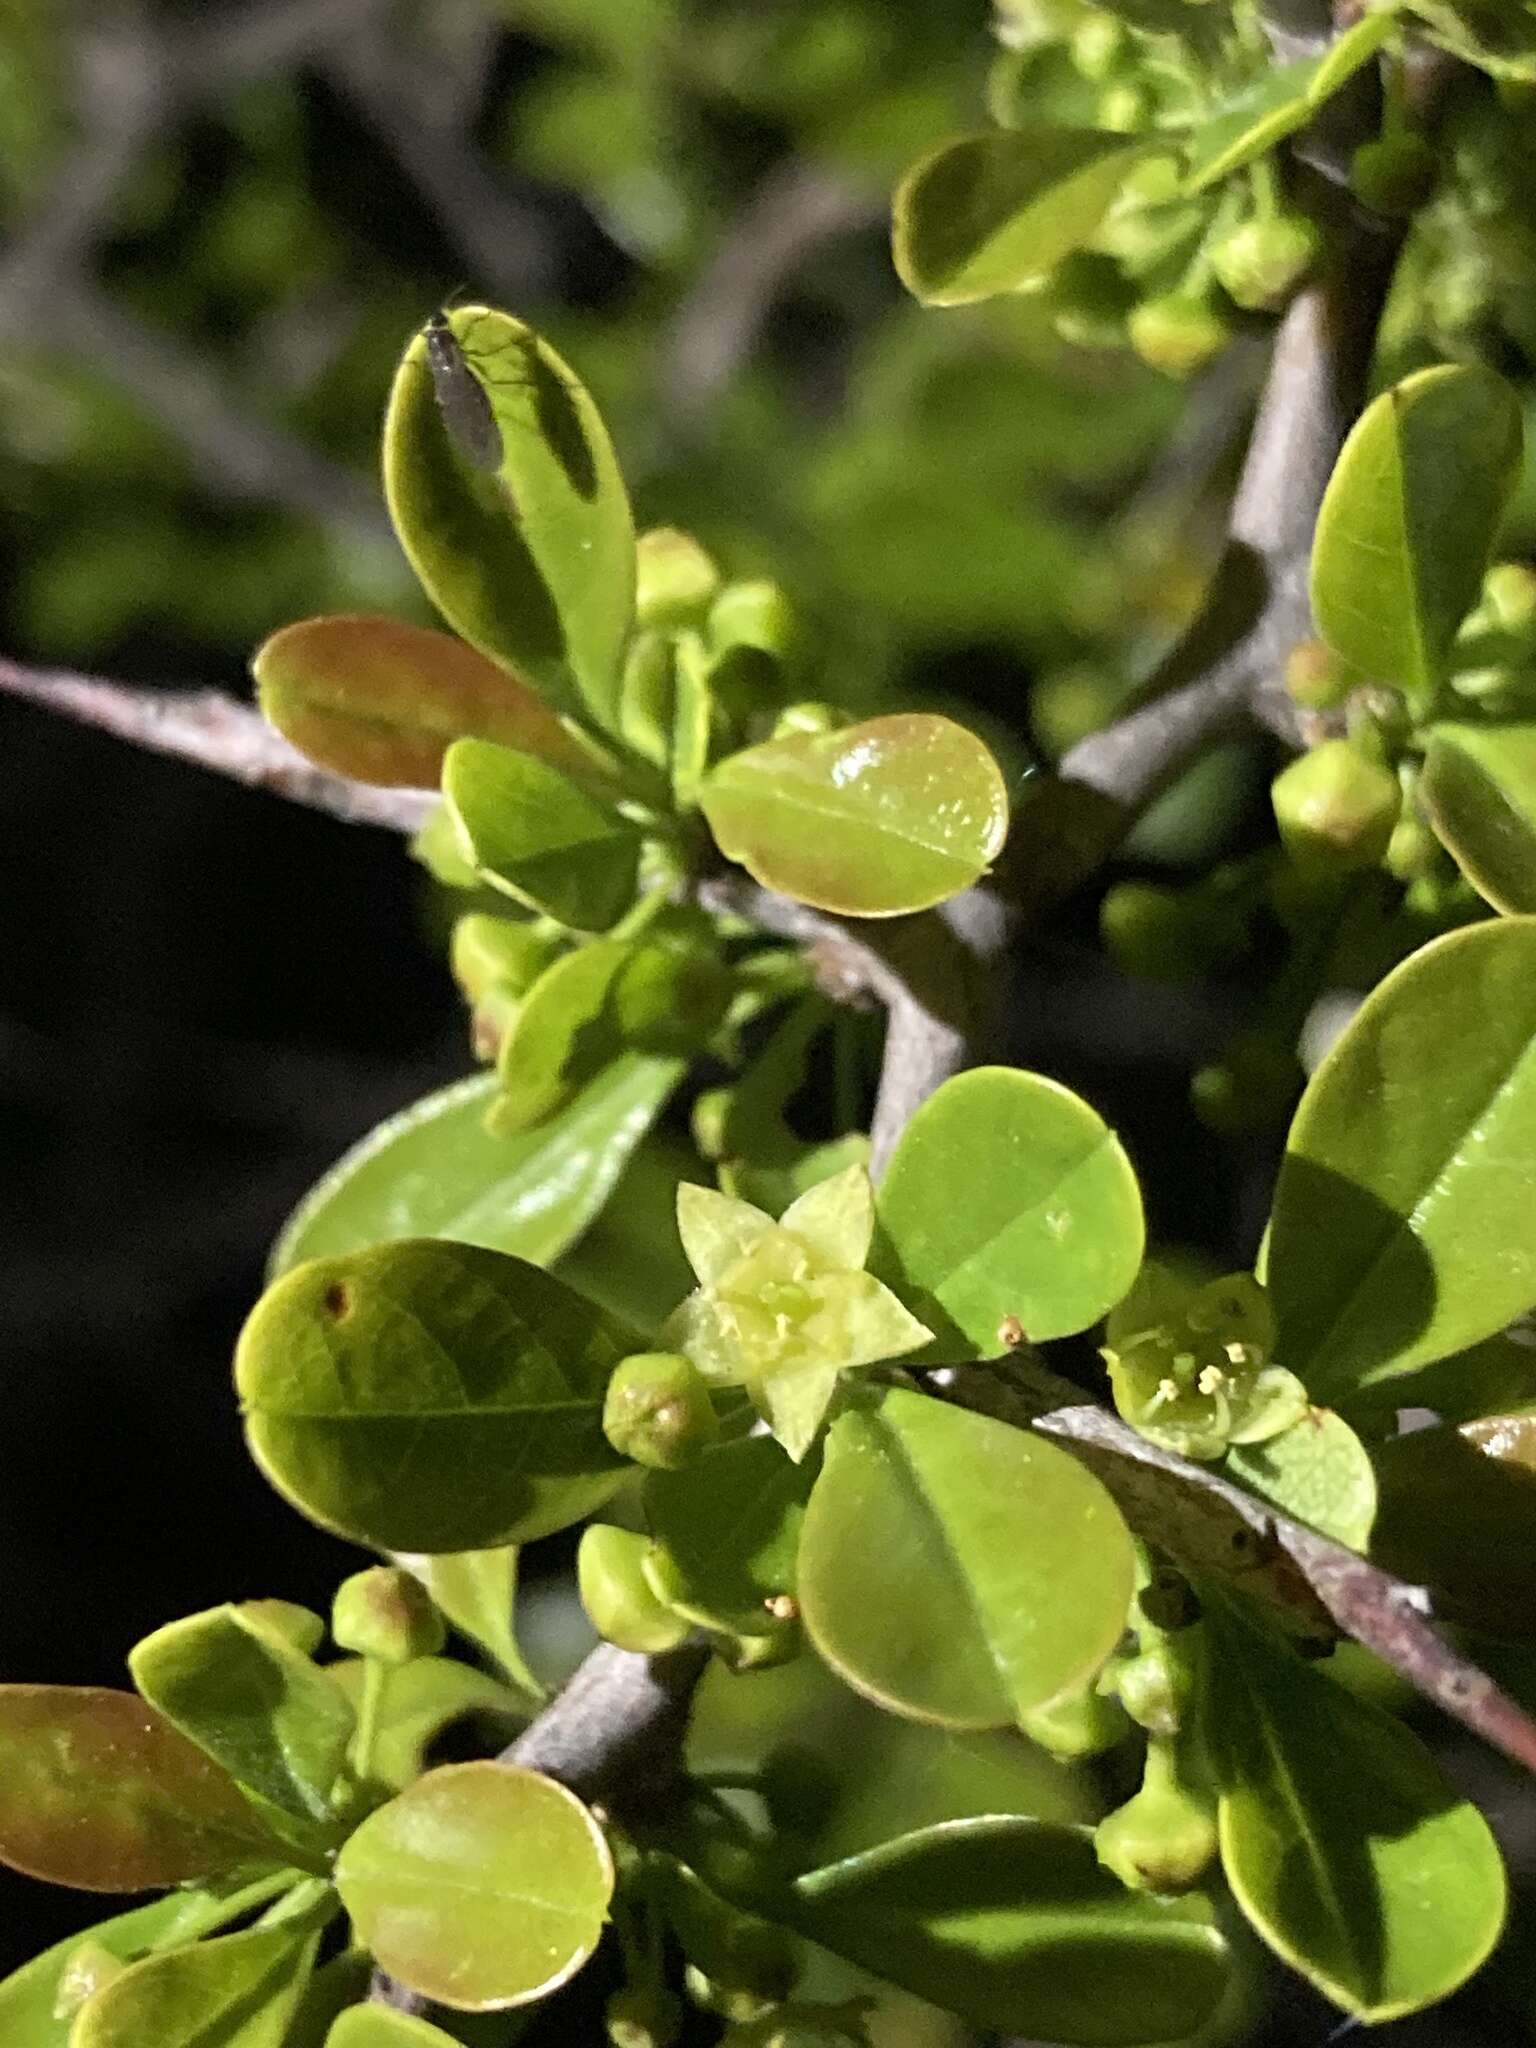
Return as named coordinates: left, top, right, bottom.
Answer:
left=383, top=305, right=635, bottom=733
left=269, top=1064, right=680, bottom=1278
left=252, top=614, right=601, bottom=790
left=1224, top=1408, right=1377, bottom=1551
left=1420, top=721, right=1536, bottom=913
left=440, top=737, right=639, bottom=931
left=1206, top=1593, right=1506, bottom=2022
left=0, top=1686, right=280, bottom=1891
left=129, top=1606, right=355, bottom=1832
left=326, top=2010, right=465, bottom=2046
left=237, top=1239, right=636, bottom=1551
left=71, top=1919, right=321, bottom=2048
left=893, top=130, right=1148, bottom=306
left=334, top=1762, right=613, bottom=2010
left=701, top=714, right=1008, bottom=916
left=877, top=1067, right=1144, bottom=1351
left=780, top=1817, right=1228, bottom=2045
left=1267, top=919, right=1536, bottom=1398
left=326, top=1659, right=522, bottom=1793
left=1181, top=15, right=1394, bottom=192
left=1310, top=365, right=1524, bottom=703
left=799, top=1388, right=1135, bottom=1729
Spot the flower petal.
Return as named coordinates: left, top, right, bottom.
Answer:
left=677, top=1183, right=776, bottom=1287
left=779, top=1164, right=875, bottom=1271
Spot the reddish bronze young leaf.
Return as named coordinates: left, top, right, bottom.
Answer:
left=253, top=613, right=602, bottom=789
left=0, top=1685, right=280, bottom=1891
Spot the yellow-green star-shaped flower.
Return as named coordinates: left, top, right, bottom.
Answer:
left=661, top=1165, right=931, bottom=1460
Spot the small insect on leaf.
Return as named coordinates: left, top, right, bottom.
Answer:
left=423, top=309, right=503, bottom=475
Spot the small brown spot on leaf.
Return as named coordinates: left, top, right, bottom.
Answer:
left=323, top=1283, right=352, bottom=1319
left=997, top=1315, right=1028, bottom=1350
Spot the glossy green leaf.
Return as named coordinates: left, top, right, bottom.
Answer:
left=335, top=1762, right=613, bottom=2010
left=893, top=130, right=1148, bottom=307
left=327, top=1659, right=522, bottom=1793
left=1206, top=1593, right=1506, bottom=2021
left=392, top=1550, right=540, bottom=1698
left=1421, top=721, right=1536, bottom=913
left=129, top=1606, right=354, bottom=1832
left=877, top=1067, right=1144, bottom=1352
left=643, top=1434, right=815, bottom=1634
left=1371, top=1415, right=1536, bottom=1638
left=1267, top=919, right=1536, bottom=1397
left=440, top=738, right=639, bottom=931
left=327, top=2010, right=464, bottom=2046
left=552, top=1131, right=700, bottom=1332
left=1310, top=366, right=1524, bottom=702
left=1224, top=1409, right=1377, bottom=1550
left=383, top=305, right=635, bottom=733
left=237, top=1239, right=637, bottom=1551
left=0, top=1686, right=281, bottom=1891
left=1182, top=15, right=1394, bottom=193
left=701, top=714, right=1009, bottom=916
left=270, top=1063, right=680, bottom=1279
left=71, top=1919, right=321, bottom=2048
left=1349, top=1326, right=1536, bottom=1427
left=779, top=1817, right=1228, bottom=2045
left=492, top=943, right=627, bottom=1131
left=0, top=1891, right=271, bottom=2046
left=283, top=1953, right=374, bottom=2048
left=252, top=614, right=603, bottom=791
left=799, top=1388, right=1134, bottom=1729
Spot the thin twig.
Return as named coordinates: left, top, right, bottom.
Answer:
left=931, top=1361, right=1536, bottom=1778
left=0, top=656, right=434, bottom=832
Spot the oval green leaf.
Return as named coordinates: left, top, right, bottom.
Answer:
left=799, top=1387, right=1135, bottom=1729
left=1310, top=365, right=1524, bottom=703
left=270, top=1063, right=680, bottom=1279
left=493, top=943, right=628, bottom=1132
left=1206, top=1592, right=1506, bottom=2022
left=383, top=305, right=635, bottom=733
left=1224, top=1408, right=1377, bottom=1551
left=0, top=1893, right=240, bottom=2046
left=877, top=1067, right=1144, bottom=1351
left=0, top=1686, right=280, bottom=1891
left=1267, top=919, right=1536, bottom=1398
left=327, top=2011, right=464, bottom=2046
left=128, top=1606, right=355, bottom=1833
left=441, top=737, right=639, bottom=931
left=237, top=1239, right=638, bottom=1551
left=781, top=1817, right=1228, bottom=2045
left=334, top=1762, right=613, bottom=2010
left=1181, top=16, right=1392, bottom=194
left=1371, top=1414, right=1536, bottom=1639
left=252, top=614, right=602, bottom=790
left=701, top=714, right=1009, bottom=917
left=1421, top=721, right=1536, bottom=913
left=72, top=1920, right=320, bottom=2048
left=893, top=129, right=1148, bottom=307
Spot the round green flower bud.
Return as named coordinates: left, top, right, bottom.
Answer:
left=1097, top=82, right=1151, bottom=134
left=604, top=1352, right=719, bottom=1468
left=1350, top=133, right=1438, bottom=218
left=636, top=526, right=721, bottom=630
left=771, top=701, right=845, bottom=739
left=451, top=913, right=560, bottom=1002
left=607, top=1984, right=685, bottom=2048
left=1100, top=881, right=1246, bottom=984
left=1385, top=806, right=1442, bottom=883
left=331, top=1567, right=446, bottom=1666
left=1046, top=254, right=1135, bottom=350
left=1094, top=1741, right=1218, bottom=1894
left=708, top=579, right=799, bottom=664
left=1283, top=636, right=1353, bottom=711
left=577, top=1525, right=692, bottom=1654
left=232, top=1599, right=326, bottom=1659
left=1271, top=739, right=1401, bottom=879
left=1191, top=1028, right=1304, bottom=1137
left=1070, top=14, right=1126, bottom=81
left=1115, top=1642, right=1190, bottom=1737
left=1483, top=562, right=1536, bottom=637
left=685, top=1963, right=776, bottom=2023
left=1128, top=292, right=1232, bottom=379
left=1031, top=662, right=1122, bottom=755
left=1212, top=211, right=1321, bottom=312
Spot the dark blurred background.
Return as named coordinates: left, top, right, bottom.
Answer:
left=4, top=3, right=1536, bottom=2035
